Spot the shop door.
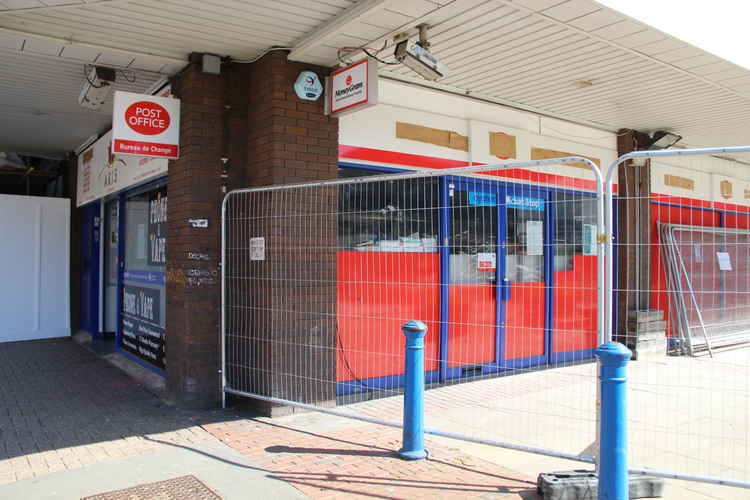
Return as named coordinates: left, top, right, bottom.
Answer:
left=103, top=199, right=119, bottom=334
left=445, top=180, right=549, bottom=378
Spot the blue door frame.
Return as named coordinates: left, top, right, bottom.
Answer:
left=439, top=176, right=556, bottom=382
left=80, top=202, right=101, bottom=338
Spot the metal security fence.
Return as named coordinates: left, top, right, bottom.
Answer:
left=223, top=146, right=750, bottom=492
left=604, top=146, right=750, bottom=489
left=222, top=157, right=605, bottom=463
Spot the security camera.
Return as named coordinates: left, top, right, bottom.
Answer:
left=393, top=24, right=448, bottom=81
left=79, top=66, right=116, bottom=111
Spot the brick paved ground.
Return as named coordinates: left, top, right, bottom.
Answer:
left=203, top=417, right=540, bottom=499
left=0, top=338, right=231, bottom=485
left=0, top=338, right=539, bottom=498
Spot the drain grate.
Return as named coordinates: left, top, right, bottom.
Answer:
left=82, top=475, right=222, bottom=500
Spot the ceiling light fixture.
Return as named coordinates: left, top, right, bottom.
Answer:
left=647, top=130, right=682, bottom=150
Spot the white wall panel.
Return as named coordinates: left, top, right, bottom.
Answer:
left=0, top=195, right=70, bottom=343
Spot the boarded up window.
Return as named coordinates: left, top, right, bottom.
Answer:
left=489, top=132, right=516, bottom=159
left=530, top=147, right=600, bottom=170
left=396, top=122, right=469, bottom=152
left=664, top=174, right=694, bottom=191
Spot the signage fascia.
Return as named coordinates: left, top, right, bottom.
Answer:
left=325, top=57, right=379, bottom=116
left=112, top=91, right=181, bottom=159
left=76, top=130, right=168, bottom=207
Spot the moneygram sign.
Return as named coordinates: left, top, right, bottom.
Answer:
left=112, top=91, right=180, bottom=159
left=326, top=57, right=378, bottom=116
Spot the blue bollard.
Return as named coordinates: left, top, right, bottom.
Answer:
left=399, top=320, right=428, bottom=460
left=595, top=342, right=632, bottom=500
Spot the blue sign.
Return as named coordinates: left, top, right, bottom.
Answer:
left=506, top=195, right=544, bottom=211
left=294, top=71, right=323, bottom=101
left=468, top=191, right=497, bottom=206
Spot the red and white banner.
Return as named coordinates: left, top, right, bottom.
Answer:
left=112, top=91, right=180, bottom=159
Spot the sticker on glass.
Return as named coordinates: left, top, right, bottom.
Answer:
left=526, top=220, right=543, bottom=256
left=582, top=224, right=596, bottom=256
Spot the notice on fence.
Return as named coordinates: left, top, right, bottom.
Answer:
left=716, top=251, right=732, bottom=271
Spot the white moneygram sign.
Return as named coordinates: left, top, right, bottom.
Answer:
left=76, top=130, right=168, bottom=207
left=112, top=91, right=180, bottom=159
left=326, top=57, right=378, bottom=116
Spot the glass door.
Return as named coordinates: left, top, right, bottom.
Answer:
left=444, top=179, right=551, bottom=379
left=501, top=188, right=548, bottom=366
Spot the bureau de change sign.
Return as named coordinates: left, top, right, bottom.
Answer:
left=112, top=91, right=181, bottom=159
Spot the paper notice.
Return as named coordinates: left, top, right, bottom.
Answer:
left=716, top=251, right=732, bottom=271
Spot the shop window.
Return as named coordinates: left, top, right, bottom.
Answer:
left=450, top=188, right=497, bottom=284
left=506, top=205, right=544, bottom=283
left=338, top=166, right=439, bottom=253
left=554, top=192, right=597, bottom=271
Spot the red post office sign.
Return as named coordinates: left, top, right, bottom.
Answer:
left=112, top=91, right=180, bottom=159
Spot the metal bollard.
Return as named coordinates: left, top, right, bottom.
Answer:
left=595, top=342, right=632, bottom=500
left=399, top=320, right=428, bottom=460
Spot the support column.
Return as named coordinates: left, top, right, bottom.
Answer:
left=166, top=64, right=225, bottom=407
left=615, top=129, right=655, bottom=353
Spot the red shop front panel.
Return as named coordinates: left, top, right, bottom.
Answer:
left=553, top=255, right=598, bottom=354
left=336, top=251, right=440, bottom=382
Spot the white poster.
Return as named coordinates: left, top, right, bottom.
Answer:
left=76, top=131, right=168, bottom=207
left=250, top=237, right=266, bottom=261
left=526, top=220, right=544, bottom=256
left=717, top=252, right=732, bottom=271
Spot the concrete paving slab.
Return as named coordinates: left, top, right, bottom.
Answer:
left=0, top=435, right=304, bottom=500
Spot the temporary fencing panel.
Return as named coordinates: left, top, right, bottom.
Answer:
left=604, top=147, right=750, bottom=489
left=222, top=158, right=604, bottom=463
left=224, top=146, right=750, bottom=491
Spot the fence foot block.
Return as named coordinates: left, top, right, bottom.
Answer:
left=537, top=470, right=664, bottom=499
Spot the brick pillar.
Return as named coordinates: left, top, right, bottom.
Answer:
left=166, top=65, right=225, bottom=407
left=228, top=51, right=339, bottom=415
left=167, top=52, right=338, bottom=411
left=616, top=129, right=653, bottom=348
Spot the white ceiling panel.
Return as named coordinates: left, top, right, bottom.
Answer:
left=1, top=0, right=750, bottom=156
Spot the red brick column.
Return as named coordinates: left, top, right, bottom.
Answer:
left=166, top=65, right=225, bottom=407
left=167, top=52, right=338, bottom=410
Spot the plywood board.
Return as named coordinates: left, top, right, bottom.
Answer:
left=396, top=122, right=469, bottom=152
left=489, top=132, right=517, bottom=159
left=530, top=147, right=600, bottom=170
left=664, top=174, right=694, bottom=191
left=721, top=179, right=733, bottom=198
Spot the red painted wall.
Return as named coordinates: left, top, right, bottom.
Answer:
left=336, top=252, right=440, bottom=382
left=553, top=255, right=598, bottom=353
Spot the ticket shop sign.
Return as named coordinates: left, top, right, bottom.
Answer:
left=112, top=91, right=181, bottom=159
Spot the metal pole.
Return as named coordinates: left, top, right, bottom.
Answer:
left=399, top=320, right=428, bottom=460
left=596, top=342, right=632, bottom=500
